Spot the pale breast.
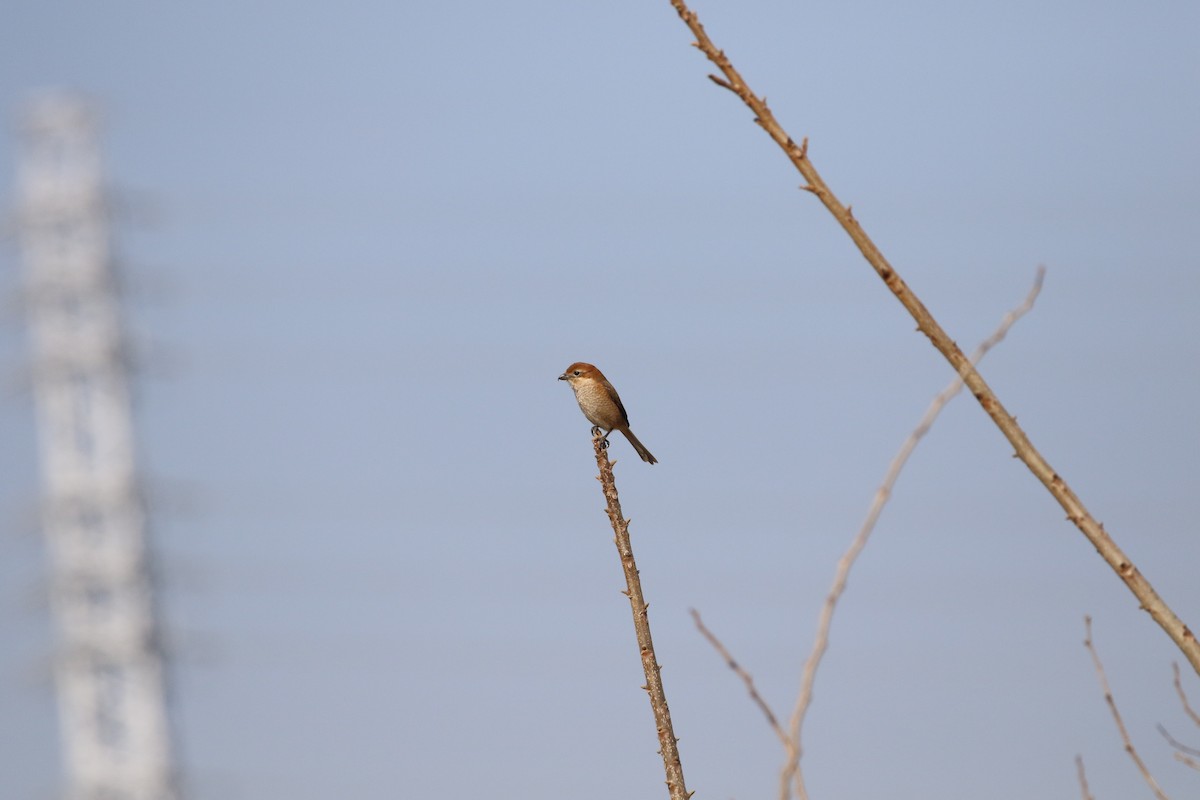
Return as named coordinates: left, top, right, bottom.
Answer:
left=573, top=380, right=625, bottom=430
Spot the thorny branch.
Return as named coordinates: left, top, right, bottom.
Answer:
left=666, top=0, right=1199, bottom=678
left=592, top=432, right=691, bottom=800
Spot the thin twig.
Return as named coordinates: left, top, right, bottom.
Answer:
left=592, top=432, right=691, bottom=800
left=1075, top=755, right=1095, bottom=800
left=1083, top=616, right=1170, bottom=800
left=1157, top=723, right=1200, bottom=758
left=1172, top=662, right=1200, bottom=727
left=1171, top=752, right=1200, bottom=772
left=665, top=0, right=1199, bottom=677
left=782, top=267, right=1046, bottom=800
left=690, top=608, right=792, bottom=751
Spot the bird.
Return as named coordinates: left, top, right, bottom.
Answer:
left=558, top=362, right=657, bottom=464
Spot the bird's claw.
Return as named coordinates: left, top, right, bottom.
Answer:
left=589, top=426, right=611, bottom=449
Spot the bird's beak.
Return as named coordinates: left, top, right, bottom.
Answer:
left=557, top=373, right=568, bottom=381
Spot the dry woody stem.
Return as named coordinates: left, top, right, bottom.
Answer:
left=1173, top=662, right=1200, bottom=727
left=592, top=433, right=690, bottom=800
left=1075, top=755, right=1095, bottom=800
left=691, top=609, right=791, bottom=750
left=783, top=268, right=1045, bottom=800
left=690, top=273, right=1044, bottom=800
left=667, top=0, right=1200, bottom=677
left=1084, top=616, right=1170, bottom=800
left=1160, top=662, right=1200, bottom=770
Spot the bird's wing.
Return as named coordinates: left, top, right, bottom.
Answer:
left=602, top=378, right=631, bottom=426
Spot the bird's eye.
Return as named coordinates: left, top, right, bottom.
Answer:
left=573, top=370, right=581, bottom=376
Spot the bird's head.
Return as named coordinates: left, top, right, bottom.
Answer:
left=558, top=362, right=600, bottom=384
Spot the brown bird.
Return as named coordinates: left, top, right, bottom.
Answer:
left=558, top=362, right=658, bottom=464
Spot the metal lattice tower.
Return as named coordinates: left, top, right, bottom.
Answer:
left=15, top=93, right=178, bottom=800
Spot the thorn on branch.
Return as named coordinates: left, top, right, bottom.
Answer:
left=707, top=74, right=735, bottom=92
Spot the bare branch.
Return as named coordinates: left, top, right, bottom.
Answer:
left=665, top=0, right=1200, bottom=676
left=1075, top=755, right=1095, bottom=800
left=779, top=267, right=1045, bottom=800
left=1172, top=752, right=1200, bottom=772
left=592, top=432, right=691, bottom=800
left=1156, top=723, right=1200, bottom=758
left=1084, top=617, right=1170, bottom=800
left=690, top=609, right=793, bottom=752
left=1173, top=662, right=1200, bottom=727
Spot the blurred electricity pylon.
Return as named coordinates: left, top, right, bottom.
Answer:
left=14, top=92, right=179, bottom=800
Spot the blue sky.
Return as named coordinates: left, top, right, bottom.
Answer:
left=1, top=2, right=1198, bottom=799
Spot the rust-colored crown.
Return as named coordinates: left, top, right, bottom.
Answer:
left=561, top=362, right=600, bottom=378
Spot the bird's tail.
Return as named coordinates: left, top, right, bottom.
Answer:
left=620, top=428, right=658, bottom=464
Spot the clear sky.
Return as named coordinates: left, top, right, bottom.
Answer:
left=1, top=2, right=1198, bottom=799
